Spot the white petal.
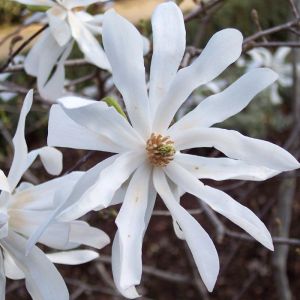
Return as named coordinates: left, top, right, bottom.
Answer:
left=175, top=153, right=279, bottom=181
left=170, top=68, right=278, bottom=132
left=58, top=97, right=144, bottom=150
left=11, top=172, right=82, bottom=211
left=69, top=221, right=110, bottom=249
left=9, top=145, right=62, bottom=192
left=26, top=146, right=63, bottom=176
left=13, top=0, right=53, bottom=5
left=102, top=9, right=151, bottom=139
left=144, top=178, right=157, bottom=230
left=172, top=127, right=300, bottom=172
left=37, top=37, right=73, bottom=102
left=165, top=161, right=274, bottom=250
left=149, top=2, right=186, bottom=113
left=47, top=6, right=71, bottom=47
left=274, top=47, right=291, bottom=64
left=59, top=151, right=145, bottom=221
left=3, top=250, right=25, bottom=280
left=153, top=168, right=219, bottom=292
left=1, top=231, right=69, bottom=300
left=24, top=30, right=50, bottom=76
left=270, top=84, right=282, bottom=105
left=9, top=209, right=71, bottom=250
left=153, top=29, right=243, bottom=133
left=0, top=250, right=5, bottom=300
left=48, top=104, right=124, bottom=153
left=116, top=164, right=151, bottom=291
left=112, top=232, right=140, bottom=299
left=0, top=170, right=9, bottom=192
left=47, top=250, right=98, bottom=265
left=7, top=90, right=32, bottom=190
left=68, top=11, right=110, bottom=70
left=168, top=181, right=184, bottom=239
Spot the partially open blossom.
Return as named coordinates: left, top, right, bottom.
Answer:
left=0, top=90, right=110, bottom=300
left=42, top=2, right=299, bottom=298
left=12, top=0, right=111, bottom=102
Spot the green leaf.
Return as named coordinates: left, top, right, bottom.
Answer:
left=27, top=5, right=49, bottom=12
left=103, top=96, right=127, bottom=119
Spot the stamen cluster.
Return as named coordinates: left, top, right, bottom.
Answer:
left=146, top=133, right=176, bottom=167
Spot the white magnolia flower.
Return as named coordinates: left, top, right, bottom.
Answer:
left=13, top=0, right=111, bottom=102
left=43, top=3, right=299, bottom=298
left=238, top=47, right=293, bottom=104
left=0, top=90, right=110, bottom=300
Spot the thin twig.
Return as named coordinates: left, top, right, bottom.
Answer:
left=184, top=0, right=226, bottom=22
left=225, top=230, right=300, bottom=246
left=243, top=18, right=300, bottom=50
left=0, top=24, right=49, bottom=73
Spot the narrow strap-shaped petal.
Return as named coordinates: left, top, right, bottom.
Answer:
left=24, top=30, right=50, bottom=76
left=165, top=161, right=274, bottom=250
left=3, top=250, right=25, bottom=280
left=0, top=250, right=5, bottom=300
left=58, top=97, right=144, bottom=150
left=153, top=29, right=243, bottom=133
left=149, top=2, right=186, bottom=114
left=174, top=153, right=279, bottom=181
left=169, top=181, right=184, bottom=240
left=153, top=168, right=219, bottom=292
left=48, top=105, right=126, bottom=153
left=68, top=221, right=110, bottom=249
left=112, top=232, right=140, bottom=299
left=169, top=68, right=278, bottom=132
left=172, top=127, right=300, bottom=171
left=47, top=6, right=71, bottom=47
left=26, top=146, right=63, bottom=176
left=68, top=11, right=110, bottom=70
left=37, top=35, right=73, bottom=102
left=102, top=9, right=151, bottom=139
left=7, top=90, right=32, bottom=190
left=46, top=250, right=99, bottom=265
left=116, top=164, right=151, bottom=292
left=12, top=0, right=53, bottom=6
left=1, top=231, right=69, bottom=300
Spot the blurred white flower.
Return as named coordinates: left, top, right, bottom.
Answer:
left=0, top=90, right=110, bottom=300
left=41, top=2, right=299, bottom=298
left=13, top=0, right=111, bottom=102
left=238, top=47, right=292, bottom=104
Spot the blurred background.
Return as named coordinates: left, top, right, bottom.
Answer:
left=0, top=0, right=299, bottom=299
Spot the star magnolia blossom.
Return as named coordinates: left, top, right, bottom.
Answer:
left=43, top=3, right=299, bottom=298
left=13, top=0, right=110, bottom=101
left=238, top=47, right=293, bottom=104
left=0, top=90, right=110, bottom=300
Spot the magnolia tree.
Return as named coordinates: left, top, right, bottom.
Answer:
left=0, top=0, right=300, bottom=299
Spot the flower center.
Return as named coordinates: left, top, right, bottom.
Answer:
left=146, top=133, right=175, bottom=167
